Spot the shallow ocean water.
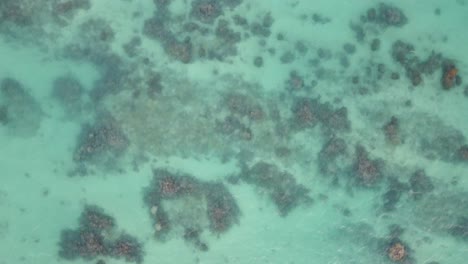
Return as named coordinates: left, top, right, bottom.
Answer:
left=0, top=1, right=467, bottom=264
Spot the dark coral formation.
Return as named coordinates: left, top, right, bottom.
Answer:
left=59, top=229, right=108, bottom=260
left=216, top=115, right=249, bottom=139
left=90, top=57, right=130, bottom=101
left=366, top=3, right=408, bottom=27
left=205, top=182, right=241, bottom=233
left=449, top=216, right=468, bottom=241
left=352, top=145, right=384, bottom=186
left=383, top=116, right=401, bottom=145
left=391, top=40, right=420, bottom=85
left=318, top=137, right=347, bottom=175
left=376, top=226, right=415, bottom=263
left=142, top=15, right=193, bottom=63
left=0, top=0, right=35, bottom=26
left=250, top=12, right=274, bottom=37
left=122, top=36, right=142, bottom=58
left=164, top=36, right=193, bottom=64
left=213, top=19, right=242, bottom=59
left=52, top=75, right=85, bottom=114
left=456, top=145, right=468, bottom=162
left=63, top=18, right=116, bottom=64
left=416, top=119, right=466, bottom=162
left=224, top=92, right=264, bottom=121
left=146, top=169, right=202, bottom=201
left=79, top=18, right=115, bottom=49
left=0, top=0, right=90, bottom=39
left=59, top=205, right=143, bottom=263
left=441, top=61, right=461, bottom=90
left=387, top=240, right=407, bottom=262
left=183, top=228, right=208, bottom=251
left=191, top=0, right=224, bottom=24
left=291, top=97, right=319, bottom=128
left=52, top=0, right=91, bottom=21
left=382, top=178, right=408, bottom=211
left=216, top=92, right=265, bottom=140
left=0, top=105, right=8, bottom=124
left=409, top=170, right=434, bottom=200
left=73, top=113, right=129, bottom=162
left=286, top=71, right=305, bottom=92
left=109, top=234, right=144, bottom=263
left=0, top=77, right=43, bottom=136
left=80, top=205, right=116, bottom=231
left=291, top=97, right=350, bottom=132
left=241, top=162, right=312, bottom=216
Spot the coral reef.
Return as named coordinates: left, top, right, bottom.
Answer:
left=190, top=0, right=224, bottom=24
left=383, top=116, right=401, bottom=145
left=52, top=75, right=85, bottom=114
left=143, top=169, right=240, bottom=247
left=79, top=18, right=115, bottom=50
left=80, top=205, right=116, bottom=231
left=205, top=182, right=241, bottom=233
left=352, top=145, right=384, bottom=186
left=366, top=3, right=408, bottom=27
left=0, top=0, right=35, bottom=26
left=387, top=241, right=406, bottom=261
left=0, top=78, right=43, bottom=136
left=144, top=0, right=243, bottom=63
left=59, top=229, right=107, bottom=260
left=90, top=58, right=130, bottom=101
left=149, top=169, right=202, bottom=200
left=377, top=226, right=415, bottom=263
left=0, top=105, right=8, bottom=125
left=317, top=137, right=348, bottom=175
left=59, top=205, right=143, bottom=263
left=286, top=71, right=305, bottom=92
left=456, top=145, right=468, bottom=161
left=449, top=216, right=468, bottom=241
left=415, top=117, right=465, bottom=162
left=122, top=36, right=142, bottom=58
left=224, top=92, right=264, bottom=121
left=291, top=97, right=319, bottom=128
left=250, top=13, right=274, bottom=37
left=164, top=36, right=193, bottom=63
left=291, top=97, right=350, bottom=132
left=183, top=228, right=208, bottom=251
left=241, top=162, right=312, bottom=216
left=215, top=92, right=266, bottom=141
left=441, top=61, right=461, bottom=90
left=390, top=40, right=459, bottom=88
left=217, top=117, right=253, bottom=141
left=382, top=178, right=408, bottom=211
left=409, top=170, right=434, bottom=200
left=52, top=0, right=91, bottom=21
left=73, top=113, right=129, bottom=162
left=109, top=233, right=143, bottom=263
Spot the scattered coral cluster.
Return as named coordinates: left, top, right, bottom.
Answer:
left=143, top=169, right=240, bottom=250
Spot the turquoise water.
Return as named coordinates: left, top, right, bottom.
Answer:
left=0, top=1, right=467, bottom=264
